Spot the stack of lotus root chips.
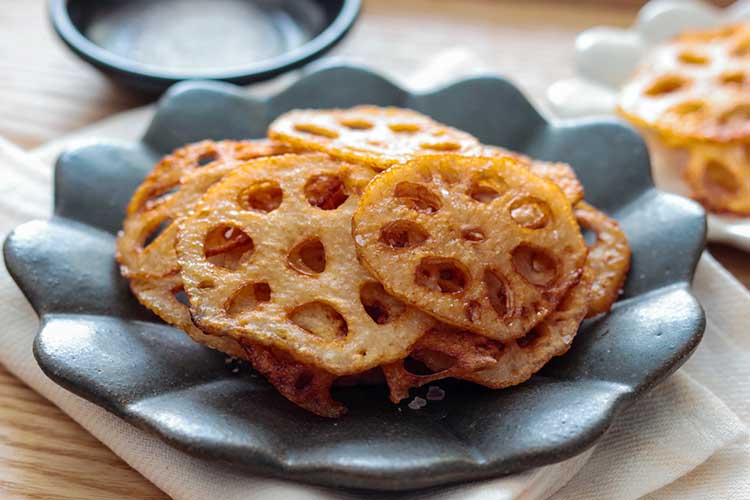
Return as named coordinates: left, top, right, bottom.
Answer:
left=619, top=22, right=750, bottom=214
left=117, top=105, right=631, bottom=417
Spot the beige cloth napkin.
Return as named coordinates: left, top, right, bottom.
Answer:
left=2, top=55, right=749, bottom=498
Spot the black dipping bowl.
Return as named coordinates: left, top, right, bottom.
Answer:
left=49, top=0, right=360, bottom=93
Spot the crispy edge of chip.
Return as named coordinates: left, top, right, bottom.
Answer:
left=240, top=342, right=347, bottom=418
left=574, top=202, right=631, bottom=317
left=382, top=325, right=503, bottom=403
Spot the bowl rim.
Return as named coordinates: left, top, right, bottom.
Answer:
left=48, top=0, right=361, bottom=84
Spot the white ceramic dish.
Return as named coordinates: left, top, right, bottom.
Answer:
left=547, top=0, right=750, bottom=251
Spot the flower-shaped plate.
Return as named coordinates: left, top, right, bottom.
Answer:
left=546, top=0, right=750, bottom=251
left=4, top=64, right=706, bottom=491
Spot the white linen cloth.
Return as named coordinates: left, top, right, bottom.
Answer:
left=1, top=55, right=749, bottom=499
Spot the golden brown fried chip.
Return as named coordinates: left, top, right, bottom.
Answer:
left=129, top=273, right=248, bottom=358
left=352, top=154, right=587, bottom=341
left=240, top=343, right=346, bottom=418
left=268, top=106, right=481, bottom=170
left=476, top=145, right=585, bottom=204
left=683, top=143, right=750, bottom=215
left=574, top=202, right=631, bottom=316
left=176, top=153, right=436, bottom=375
left=418, top=265, right=592, bottom=390
left=618, top=22, right=750, bottom=144
left=131, top=274, right=345, bottom=417
left=116, top=140, right=290, bottom=280
left=382, top=324, right=503, bottom=402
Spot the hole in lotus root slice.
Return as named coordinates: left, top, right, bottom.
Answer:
left=352, top=154, right=587, bottom=341
left=683, top=144, right=750, bottom=215
left=415, top=258, right=469, bottom=294
left=509, top=196, right=553, bottom=229
left=382, top=324, right=503, bottom=402
left=420, top=141, right=461, bottom=151
left=197, top=151, right=218, bottom=167
left=393, top=182, right=442, bottom=214
left=116, top=139, right=289, bottom=280
left=268, top=106, right=481, bottom=170
left=389, top=123, right=421, bottom=133
left=730, top=34, right=750, bottom=58
left=678, top=51, right=710, bottom=65
left=475, top=145, right=585, bottom=205
left=339, top=118, right=374, bottom=130
left=239, top=180, right=283, bottom=212
left=293, top=123, right=340, bottom=138
left=304, top=174, right=349, bottom=210
left=287, top=237, right=326, bottom=275
left=403, top=354, right=455, bottom=376
left=360, top=282, right=406, bottom=324
left=516, top=329, right=541, bottom=348
left=428, top=265, right=593, bottom=391
left=574, top=202, right=631, bottom=317
left=511, top=244, right=559, bottom=287
left=289, top=301, right=349, bottom=341
left=484, top=269, right=514, bottom=319
left=204, top=225, right=254, bottom=270
left=173, top=286, right=190, bottom=307
left=226, top=282, right=271, bottom=317
left=461, top=227, right=485, bottom=242
left=142, top=217, right=172, bottom=249
left=703, top=159, right=739, bottom=196
left=667, top=100, right=707, bottom=117
left=644, top=75, right=690, bottom=96
left=240, top=343, right=346, bottom=418
left=718, top=103, right=750, bottom=127
left=718, top=71, right=749, bottom=87
left=379, top=220, right=429, bottom=249
left=469, top=173, right=507, bottom=202
left=176, top=154, right=434, bottom=375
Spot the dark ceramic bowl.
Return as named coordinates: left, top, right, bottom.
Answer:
left=48, top=0, right=361, bottom=93
left=3, top=65, right=706, bottom=491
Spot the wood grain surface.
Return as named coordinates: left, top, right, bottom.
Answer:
left=0, top=1, right=746, bottom=499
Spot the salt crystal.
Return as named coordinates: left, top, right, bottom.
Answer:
left=426, top=386, right=445, bottom=401
left=408, top=396, right=427, bottom=410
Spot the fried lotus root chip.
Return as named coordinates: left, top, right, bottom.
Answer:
left=418, top=264, right=592, bottom=390
left=116, top=140, right=290, bottom=279
left=352, top=154, right=587, bottom=341
left=476, top=145, right=584, bottom=205
left=240, top=343, right=346, bottom=418
left=618, top=22, right=750, bottom=144
left=176, top=153, right=435, bottom=375
left=683, top=143, right=750, bottom=215
left=268, top=106, right=481, bottom=170
left=574, top=202, right=631, bottom=316
left=129, top=273, right=248, bottom=358
left=382, top=324, right=503, bottom=403
left=130, top=274, right=345, bottom=417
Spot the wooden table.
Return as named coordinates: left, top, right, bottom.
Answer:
left=0, top=1, right=746, bottom=498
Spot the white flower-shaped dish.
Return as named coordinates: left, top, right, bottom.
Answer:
left=547, top=0, right=750, bottom=251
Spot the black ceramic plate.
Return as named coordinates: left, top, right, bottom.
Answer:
left=4, top=65, right=706, bottom=491
left=49, top=0, right=361, bottom=93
